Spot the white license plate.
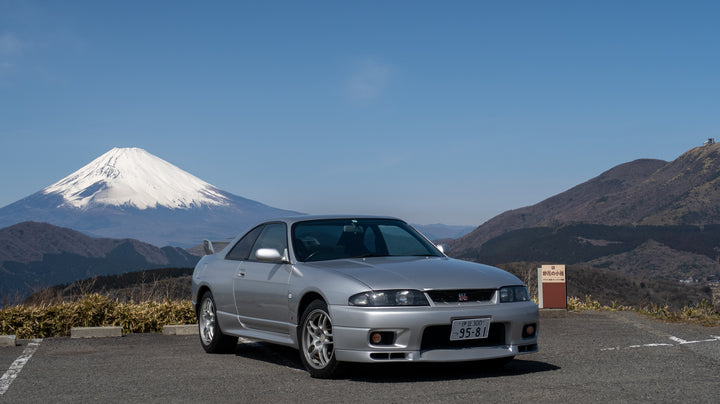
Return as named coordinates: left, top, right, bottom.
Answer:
left=450, top=317, right=491, bottom=341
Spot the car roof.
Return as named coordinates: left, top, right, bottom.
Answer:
left=262, top=214, right=404, bottom=226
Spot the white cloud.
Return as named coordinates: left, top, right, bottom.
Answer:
left=347, top=59, right=391, bottom=101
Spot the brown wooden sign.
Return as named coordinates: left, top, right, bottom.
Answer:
left=538, top=265, right=567, bottom=309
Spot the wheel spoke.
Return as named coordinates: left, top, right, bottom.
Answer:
left=319, top=343, right=330, bottom=364
left=307, top=345, right=319, bottom=361
left=306, top=321, right=318, bottom=336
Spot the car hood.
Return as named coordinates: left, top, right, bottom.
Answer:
left=300, top=256, right=523, bottom=290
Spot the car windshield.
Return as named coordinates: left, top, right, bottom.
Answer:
left=292, top=219, right=443, bottom=262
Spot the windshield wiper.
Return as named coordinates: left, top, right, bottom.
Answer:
left=349, top=253, right=389, bottom=259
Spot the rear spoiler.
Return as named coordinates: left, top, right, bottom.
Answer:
left=203, top=239, right=231, bottom=255
left=203, top=239, right=216, bottom=255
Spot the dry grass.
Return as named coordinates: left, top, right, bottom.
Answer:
left=1, top=293, right=196, bottom=339
left=568, top=295, right=720, bottom=327
left=637, top=299, right=720, bottom=327
left=566, top=295, right=633, bottom=312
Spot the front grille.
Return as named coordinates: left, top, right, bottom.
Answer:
left=426, top=289, right=495, bottom=303
left=420, top=323, right=506, bottom=350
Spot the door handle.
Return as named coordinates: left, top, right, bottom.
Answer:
left=237, top=268, right=246, bottom=277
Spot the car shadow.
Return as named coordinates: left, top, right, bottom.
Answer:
left=232, top=341, right=560, bottom=381
left=343, top=359, right=560, bottom=382
left=233, top=340, right=305, bottom=370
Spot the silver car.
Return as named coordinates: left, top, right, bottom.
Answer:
left=192, top=216, right=538, bottom=378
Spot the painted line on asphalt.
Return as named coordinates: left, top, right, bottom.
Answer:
left=669, top=335, right=720, bottom=345
left=0, top=339, right=43, bottom=396
left=601, top=335, right=720, bottom=351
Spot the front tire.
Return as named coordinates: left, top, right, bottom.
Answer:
left=198, top=291, right=238, bottom=354
left=298, top=300, right=343, bottom=378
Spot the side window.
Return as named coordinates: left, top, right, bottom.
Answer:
left=226, top=225, right=264, bottom=261
left=249, top=223, right=288, bottom=262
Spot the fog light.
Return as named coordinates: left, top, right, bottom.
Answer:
left=522, top=324, right=536, bottom=338
left=369, top=331, right=395, bottom=345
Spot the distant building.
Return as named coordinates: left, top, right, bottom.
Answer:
left=703, top=138, right=715, bottom=146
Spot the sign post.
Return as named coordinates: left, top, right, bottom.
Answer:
left=538, top=264, right=566, bottom=309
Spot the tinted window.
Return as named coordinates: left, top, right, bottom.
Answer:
left=226, top=225, right=264, bottom=261
left=292, top=219, right=441, bottom=262
left=379, top=225, right=432, bottom=256
left=249, top=223, right=288, bottom=262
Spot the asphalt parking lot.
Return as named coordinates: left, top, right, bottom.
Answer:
left=1, top=310, right=719, bottom=403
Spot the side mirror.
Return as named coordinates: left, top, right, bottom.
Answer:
left=435, top=243, right=450, bottom=255
left=255, top=248, right=287, bottom=263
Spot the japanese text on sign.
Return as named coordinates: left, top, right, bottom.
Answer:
left=540, top=264, right=565, bottom=283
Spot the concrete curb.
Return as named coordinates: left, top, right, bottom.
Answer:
left=162, top=325, right=198, bottom=336
left=71, top=326, right=123, bottom=338
left=0, top=335, right=17, bottom=347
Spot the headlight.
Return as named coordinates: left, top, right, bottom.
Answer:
left=349, top=290, right=430, bottom=306
left=499, top=286, right=531, bottom=303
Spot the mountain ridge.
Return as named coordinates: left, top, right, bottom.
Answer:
left=0, top=221, right=199, bottom=300
left=453, top=144, right=720, bottom=254
left=450, top=144, right=720, bottom=285
left=451, top=158, right=668, bottom=252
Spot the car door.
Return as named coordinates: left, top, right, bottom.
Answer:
left=232, top=222, right=293, bottom=334
left=214, top=225, right=265, bottom=319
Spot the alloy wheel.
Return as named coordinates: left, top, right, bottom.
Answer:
left=199, top=297, right=216, bottom=346
left=302, top=309, right=334, bottom=369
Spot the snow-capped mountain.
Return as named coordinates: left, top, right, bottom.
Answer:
left=0, top=147, right=302, bottom=247
left=43, top=147, right=231, bottom=210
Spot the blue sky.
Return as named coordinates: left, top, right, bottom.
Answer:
left=1, top=1, right=719, bottom=226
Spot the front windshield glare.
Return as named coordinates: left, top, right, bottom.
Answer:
left=292, top=219, right=442, bottom=262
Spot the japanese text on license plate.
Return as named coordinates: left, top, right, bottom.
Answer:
left=450, top=317, right=491, bottom=341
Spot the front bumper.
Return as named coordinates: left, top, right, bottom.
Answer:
left=329, top=301, right=538, bottom=363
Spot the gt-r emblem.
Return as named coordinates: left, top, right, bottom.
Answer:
left=458, top=292, right=468, bottom=302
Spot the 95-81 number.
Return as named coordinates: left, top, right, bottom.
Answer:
left=450, top=317, right=491, bottom=341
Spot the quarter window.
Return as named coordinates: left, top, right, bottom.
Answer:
left=226, top=225, right=264, bottom=261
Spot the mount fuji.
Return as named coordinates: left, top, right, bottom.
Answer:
left=0, top=147, right=302, bottom=247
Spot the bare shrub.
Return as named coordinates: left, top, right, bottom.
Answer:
left=0, top=293, right=196, bottom=339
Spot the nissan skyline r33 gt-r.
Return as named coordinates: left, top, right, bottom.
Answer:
left=191, top=216, right=538, bottom=378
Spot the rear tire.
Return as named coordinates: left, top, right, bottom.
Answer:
left=198, top=291, right=238, bottom=354
left=298, top=300, right=343, bottom=378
